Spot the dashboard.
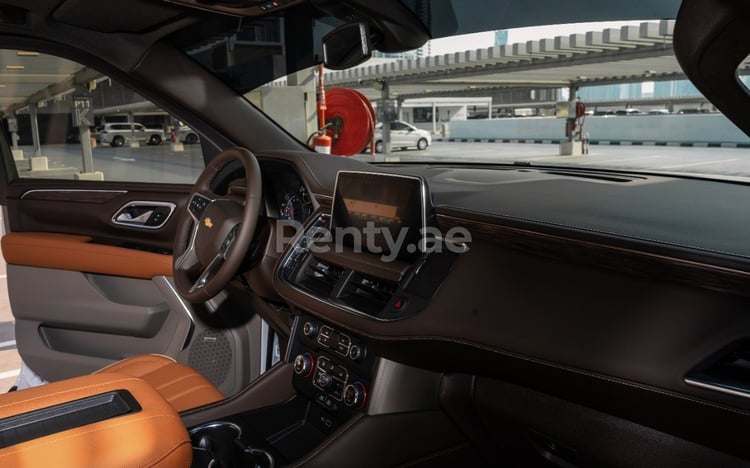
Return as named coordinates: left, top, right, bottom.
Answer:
left=247, top=151, right=750, bottom=462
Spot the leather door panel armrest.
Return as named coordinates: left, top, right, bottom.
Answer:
left=1, top=232, right=172, bottom=279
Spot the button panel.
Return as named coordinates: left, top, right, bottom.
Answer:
left=291, top=316, right=374, bottom=422
left=317, top=325, right=352, bottom=358
left=188, top=194, right=211, bottom=218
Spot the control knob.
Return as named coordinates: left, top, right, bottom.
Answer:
left=302, top=321, right=318, bottom=337
left=349, top=344, right=366, bottom=362
left=343, top=382, right=366, bottom=409
left=293, top=353, right=313, bottom=377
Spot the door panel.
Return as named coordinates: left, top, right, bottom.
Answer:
left=5, top=183, right=192, bottom=252
left=0, top=48, right=258, bottom=398
left=9, top=266, right=192, bottom=381
left=1, top=185, right=195, bottom=382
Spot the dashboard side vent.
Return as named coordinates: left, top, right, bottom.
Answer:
left=340, top=273, right=397, bottom=316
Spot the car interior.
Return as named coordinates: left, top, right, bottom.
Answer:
left=0, top=0, right=749, bottom=466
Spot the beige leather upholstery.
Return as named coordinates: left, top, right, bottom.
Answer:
left=0, top=372, right=192, bottom=467
left=95, top=354, right=225, bottom=413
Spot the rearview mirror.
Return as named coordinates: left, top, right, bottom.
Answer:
left=322, top=22, right=372, bottom=70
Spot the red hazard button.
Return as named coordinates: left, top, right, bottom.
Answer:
left=391, top=297, right=407, bottom=312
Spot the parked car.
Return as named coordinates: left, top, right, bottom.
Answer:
left=615, top=108, right=643, bottom=116
left=174, top=125, right=200, bottom=144
left=99, top=123, right=165, bottom=147
left=373, top=120, right=431, bottom=152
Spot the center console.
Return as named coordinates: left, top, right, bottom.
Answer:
left=185, top=316, right=374, bottom=467
left=184, top=171, right=466, bottom=466
left=289, top=314, right=376, bottom=421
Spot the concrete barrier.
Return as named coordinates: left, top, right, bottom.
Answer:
left=445, top=114, right=750, bottom=146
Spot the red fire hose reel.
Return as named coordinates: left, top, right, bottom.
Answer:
left=323, top=88, right=376, bottom=156
left=309, top=65, right=376, bottom=156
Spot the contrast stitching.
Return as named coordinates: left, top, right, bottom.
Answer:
left=0, top=377, right=144, bottom=412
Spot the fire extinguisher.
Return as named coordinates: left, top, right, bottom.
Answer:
left=312, top=133, right=332, bottom=154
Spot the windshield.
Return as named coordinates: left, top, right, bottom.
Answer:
left=181, top=3, right=750, bottom=181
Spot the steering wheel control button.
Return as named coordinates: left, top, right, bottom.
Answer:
left=343, top=382, right=366, bottom=410
left=189, top=195, right=211, bottom=218
left=303, top=321, right=318, bottom=337
left=293, top=353, right=314, bottom=377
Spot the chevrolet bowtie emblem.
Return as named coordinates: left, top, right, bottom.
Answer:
left=203, top=217, right=213, bottom=229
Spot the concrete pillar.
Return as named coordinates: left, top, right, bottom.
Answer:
left=127, top=112, right=138, bottom=148
left=380, top=80, right=391, bottom=156
left=29, top=104, right=42, bottom=157
left=288, top=68, right=317, bottom=142
left=560, top=85, right=583, bottom=156
left=79, top=126, right=95, bottom=173
left=432, top=102, right=437, bottom=134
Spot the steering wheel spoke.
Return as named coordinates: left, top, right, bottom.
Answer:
left=188, top=253, right=225, bottom=293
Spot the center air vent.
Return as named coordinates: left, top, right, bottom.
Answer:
left=297, top=257, right=345, bottom=298
left=340, top=273, right=397, bottom=316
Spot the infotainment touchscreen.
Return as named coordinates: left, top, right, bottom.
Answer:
left=331, top=171, right=426, bottom=261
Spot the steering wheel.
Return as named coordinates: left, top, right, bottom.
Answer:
left=173, top=147, right=262, bottom=303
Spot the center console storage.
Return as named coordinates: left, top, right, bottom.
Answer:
left=187, top=316, right=375, bottom=466
left=0, top=373, right=192, bottom=467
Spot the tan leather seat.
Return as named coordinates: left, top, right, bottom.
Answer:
left=0, top=372, right=192, bottom=467
left=94, top=354, right=224, bottom=413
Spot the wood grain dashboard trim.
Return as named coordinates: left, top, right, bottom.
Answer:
left=436, top=213, right=750, bottom=298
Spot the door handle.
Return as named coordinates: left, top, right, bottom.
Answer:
left=116, top=210, right=154, bottom=224
left=112, top=201, right=176, bottom=229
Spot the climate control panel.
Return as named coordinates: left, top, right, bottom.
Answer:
left=290, top=316, right=375, bottom=418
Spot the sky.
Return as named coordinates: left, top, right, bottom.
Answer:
left=427, top=21, right=645, bottom=56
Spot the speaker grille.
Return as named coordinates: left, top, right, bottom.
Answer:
left=188, top=330, right=232, bottom=387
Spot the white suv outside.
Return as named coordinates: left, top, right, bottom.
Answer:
left=99, top=123, right=166, bottom=147
left=374, top=120, right=432, bottom=153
